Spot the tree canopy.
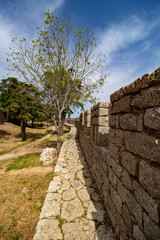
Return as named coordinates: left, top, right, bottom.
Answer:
left=0, top=77, right=45, bottom=140
left=7, top=10, right=106, bottom=152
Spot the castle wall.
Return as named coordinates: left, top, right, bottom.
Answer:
left=78, top=67, right=160, bottom=239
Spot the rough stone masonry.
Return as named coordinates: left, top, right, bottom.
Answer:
left=77, top=67, right=160, bottom=240
left=33, top=126, right=116, bottom=240
left=35, top=67, right=160, bottom=240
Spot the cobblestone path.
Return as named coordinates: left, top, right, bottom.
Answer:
left=33, top=127, right=116, bottom=240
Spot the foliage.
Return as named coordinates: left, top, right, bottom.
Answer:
left=0, top=78, right=45, bottom=140
left=35, top=112, right=47, bottom=123
left=5, top=153, right=42, bottom=172
left=7, top=10, right=106, bottom=152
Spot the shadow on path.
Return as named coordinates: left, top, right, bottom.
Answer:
left=75, top=136, right=116, bottom=240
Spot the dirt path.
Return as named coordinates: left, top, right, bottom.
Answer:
left=0, top=166, right=53, bottom=175
left=0, top=129, right=56, bottom=161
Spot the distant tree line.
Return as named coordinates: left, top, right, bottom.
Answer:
left=0, top=77, right=47, bottom=140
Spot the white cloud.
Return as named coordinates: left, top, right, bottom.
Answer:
left=0, top=18, right=15, bottom=55
left=0, top=0, right=66, bottom=78
left=97, top=15, right=158, bottom=60
left=0, top=16, right=19, bottom=78
left=20, top=0, right=65, bottom=23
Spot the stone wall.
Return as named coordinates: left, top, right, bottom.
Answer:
left=78, top=67, right=160, bottom=240
left=65, top=117, right=79, bottom=127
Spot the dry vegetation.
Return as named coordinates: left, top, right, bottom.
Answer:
left=0, top=122, right=53, bottom=155
left=0, top=171, right=53, bottom=240
left=0, top=122, right=69, bottom=240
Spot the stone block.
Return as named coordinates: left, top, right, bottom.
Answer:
left=33, top=219, right=63, bottom=240
left=124, top=131, right=160, bottom=164
left=84, top=109, right=91, bottom=115
left=139, top=160, right=160, bottom=198
left=109, top=114, right=119, bottom=128
left=84, top=127, right=90, bottom=136
left=80, top=112, right=85, bottom=126
left=95, top=107, right=109, bottom=116
left=106, top=154, right=112, bottom=167
left=133, top=225, right=146, bottom=240
left=106, top=205, right=116, bottom=227
left=125, top=189, right=143, bottom=225
left=133, top=180, right=159, bottom=223
left=109, top=143, right=120, bottom=160
left=137, top=113, right=144, bottom=132
left=102, top=185, right=108, bottom=204
left=144, top=107, right=160, bottom=131
left=94, top=116, right=109, bottom=126
left=107, top=193, right=116, bottom=216
left=108, top=167, right=117, bottom=189
left=122, top=170, right=133, bottom=191
left=112, top=96, right=131, bottom=113
left=112, top=159, right=123, bottom=178
left=110, top=185, right=122, bottom=214
left=120, top=151, right=138, bottom=176
left=109, top=129, right=124, bottom=147
left=103, top=177, right=109, bottom=191
left=120, top=114, right=137, bottom=131
left=143, top=211, right=160, bottom=240
left=116, top=213, right=128, bottom=234
left=96, top=102, right=110, bottom=108
left=99, top=146, right=109, bottom=159
left=117, top=179, right=127, bottom=202
left=131, top=85, right=160, bottom=108
left=40, top=148, right=57, bottom=165
left=122, top=204, right=132, bottom=233
left=84, top=114, right=91, bottom=128
left=95, top=126, right=109, bottom=146
left=90, top=125, right=94, bottom=140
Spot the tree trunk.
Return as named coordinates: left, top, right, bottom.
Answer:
left=32, top=119, right=34, bottom=128
left=56, top=112, right=62, bottom=156
left=60, top=110, right=66, bottom=136
left=7, top=112, right=9, bottom=122
left=21, top=120, right=26, bottom=141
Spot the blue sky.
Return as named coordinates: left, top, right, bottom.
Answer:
left=0, top=0, right=160, bottom=115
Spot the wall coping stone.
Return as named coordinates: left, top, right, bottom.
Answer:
left=110, top=67, right=160, bottom=103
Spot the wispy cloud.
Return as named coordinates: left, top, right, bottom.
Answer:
left=23, top=0, right=65, bottom=24
left=0, top=0, right=66, bottom=78
left=97, top=15, right=159, bottom=60
left=85, top=14, right=160, bottom=109
left=0, top=15, right=19, bottom=77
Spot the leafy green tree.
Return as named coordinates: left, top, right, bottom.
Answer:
left=7, top=11, right=106, bottom=153
left=0, top=78, right=44, bottom=140
left=35, top=112, right=47, bottom=125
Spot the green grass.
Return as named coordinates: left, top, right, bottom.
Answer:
left=0, top=216, right=20, bottom=240
left=0, top=144, right=26, bottom=156
left=40, top=133, right=57, bottom=148
left=6, top=153, right=42, bottom=172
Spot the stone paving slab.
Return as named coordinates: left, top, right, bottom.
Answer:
left=33, top=127, right=116, bottom=240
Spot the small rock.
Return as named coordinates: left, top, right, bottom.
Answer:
left=61, top=198, right=84, bottom=221
left=62, top=223, right=88, bottom=240
left=91, top=192, right=101, bottom=202
left=78, top=188, right=91, bottom=202
left=71, top=180, right=83, bottom=190
left=63, top=187, right=77, bottom=201
left=40, top=147, right=57, bottom=165
left=33, top=219, right=63, bottom=240
left=21, top=187, right=27, bottom=194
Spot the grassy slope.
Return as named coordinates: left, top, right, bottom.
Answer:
left=0, top=122, right=69, bottom=240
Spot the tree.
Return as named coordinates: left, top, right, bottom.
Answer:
left=0, top=78, right=44, bottom=140
left=7, top=11, right=106, bottom=153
